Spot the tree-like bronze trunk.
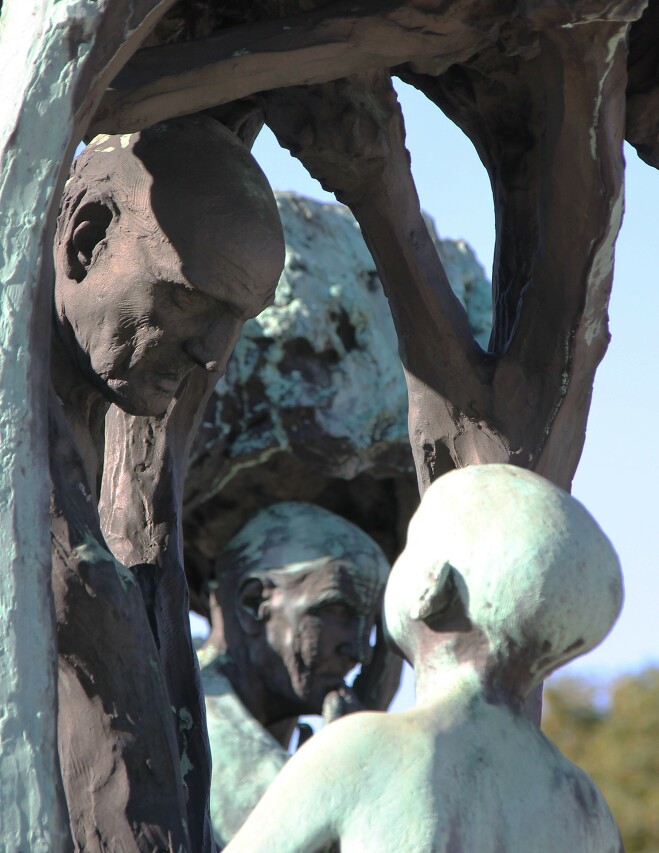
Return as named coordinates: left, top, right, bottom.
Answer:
left=0, top=0, right=178, bottom=848
left=260, top=14, right=634, bottom=494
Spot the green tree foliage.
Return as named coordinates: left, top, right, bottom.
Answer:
left=543, top=668, right=659, bottom=853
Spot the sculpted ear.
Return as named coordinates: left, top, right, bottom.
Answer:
left=236, top=577, right=272, bottom=637
left=411, top=561, right=460, bottom=625
left=65, top=201, right=113, bottom=282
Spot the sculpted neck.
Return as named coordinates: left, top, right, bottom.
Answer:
left=51, top=318, right=109, bottom=496
left=414, top=654, right=484, bottom=708
left=414, top=648, right=523, bottom=715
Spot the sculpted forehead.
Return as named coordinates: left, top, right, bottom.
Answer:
left=288, top=559, right=380, bottom=615
left=145, top=161, right=284, bottom=306
left=121, top=195, right=279, bottom=317
left=218, top=502, right=390, bottom=597
left=67, top=117, right=284, bottom=304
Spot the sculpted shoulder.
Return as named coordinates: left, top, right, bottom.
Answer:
left=312, top=707, right=428, bottom=765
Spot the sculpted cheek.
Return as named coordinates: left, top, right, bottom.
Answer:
left=91, top=332, right=135, bottom=379
left=78, top=322, right=124, bottom=377
left=291, top=616, right=322, bottom=692
left=126, top=326, right=166, bottom=370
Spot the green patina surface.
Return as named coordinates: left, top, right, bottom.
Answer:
left=223, top=465, right=624, bottom=853
left=0, top=1, right=101, bottom=849
left=220, top=501, right=389, bottom=585
left=210, top=195, right=491, bottom=465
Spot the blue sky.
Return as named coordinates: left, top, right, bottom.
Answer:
left=251, top=78, right=659, bottom=684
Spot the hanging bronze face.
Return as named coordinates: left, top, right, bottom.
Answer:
left=54, top=116, right=284, bottom=416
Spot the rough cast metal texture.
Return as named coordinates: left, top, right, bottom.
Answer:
left=55, top=118, right=284, bottom=853
left=49, top=117, right=272, bottom=852
left=91, top=0, right=659, bottom=171
left=2, top=0, right=656, bottom=848
left=0, top=0, right=176, bottom=850
left=183, top=193, right=492, bottom=609
left=225, top=465, right=625, bottom=853
left=49, top=394, right=190, bottom=851
left=198, top=501, right=393, bottom=847
left=90, top=0, right=650, bottom=497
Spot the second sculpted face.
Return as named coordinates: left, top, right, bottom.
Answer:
left=259, top=560, right=378, bottom=716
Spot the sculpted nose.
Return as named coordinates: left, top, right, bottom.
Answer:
left=337, top=640, right=360, bottom=666
left=183, top=339, right=222, bottom=373
left=337, top=621, right=367, bottom=665
left=183, top=317, right=242, bottom=374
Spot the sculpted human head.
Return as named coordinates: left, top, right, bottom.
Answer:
left=54, top=116, right=285, bottom=416
left=384, top=464, right=623, bottom=697
left=213, top=502, right=390, bottom=717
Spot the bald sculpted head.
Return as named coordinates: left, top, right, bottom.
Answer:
left=384, top=465, right=623, bottom=697
left=54, top=116, right=285, bottom=416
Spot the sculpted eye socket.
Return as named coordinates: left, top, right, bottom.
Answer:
left=169, top=285, right=199, bottom=311
left=169, top=285, right=244, bottom=322
left=321, top=603, right=355, bottom=622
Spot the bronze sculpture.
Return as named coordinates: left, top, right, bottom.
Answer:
left=1, top=0, right=652, bottom=846
left=225, top=465, right=624, bottom=853
left=198, top=501, right=395, bottom=846
left=50, top=116, right=284, bottom=850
